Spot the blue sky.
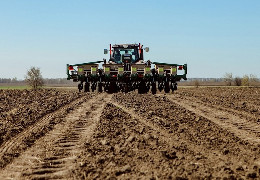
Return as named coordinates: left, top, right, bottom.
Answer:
left=0, top=0, right=259, bottom=79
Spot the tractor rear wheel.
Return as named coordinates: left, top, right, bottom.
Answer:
left=108, top=82, right=117, bottom=93
left=138, top=80, right=146, bottom=94
left=84, top=82, right=90, bottom=92
left=164, top=81, right=170, bottom=93
left=151, top=82, right=156, bottom=94
left=98, top=82, right=103, bottom=93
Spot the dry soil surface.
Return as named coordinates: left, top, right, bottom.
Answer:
left=0, top=87, right=260, bottom=179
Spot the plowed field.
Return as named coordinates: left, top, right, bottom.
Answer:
left=0, top=87, right=260, bottom=179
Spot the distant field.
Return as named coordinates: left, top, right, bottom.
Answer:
left=1, top=79, right=259, bottom=92
left=0, top=83, right=78, bottom=90
left=0, top=86, right=78, bottom=91
left=0, top=85, right=29, bottom=90
left=46, top=86, right=78, bottom=91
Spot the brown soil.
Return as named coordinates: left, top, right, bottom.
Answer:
left=0, top=87, right=260, bottom=179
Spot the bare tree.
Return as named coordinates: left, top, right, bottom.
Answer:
left=224, top=73, right=233, bottom=86
left=194, top=80, right=200, bottom=88
left=25, top=67, right=44, bottom=89
left=242, top=75, right=249, bottom=86
left=234, top=77, right=242, bottom=86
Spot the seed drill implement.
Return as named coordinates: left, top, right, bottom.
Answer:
left=67, top=43, right=187, bottom=94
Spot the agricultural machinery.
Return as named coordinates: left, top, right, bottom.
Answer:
left=67, top=43, right=187, bottom=94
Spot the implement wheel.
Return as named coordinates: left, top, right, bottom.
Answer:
left=164, top=81, right=170, bottom=93
left=108, top=82, right=117, bottom=93
left=123, top=83, right=129, bottom=93
left=158, top=83, right=163, bottom=92
left=91, top=82, right=96, bottom=92
left=151, top=82, right=156, bottom=94
left=78, top=83, right=83, bottom=92
left=98, top=82, right=103, bottom=93
left=104, top=83, right=109, bottom=92
left=84, top=82, right=90, bottom=92
left=138, top=80, right=146, bottom=94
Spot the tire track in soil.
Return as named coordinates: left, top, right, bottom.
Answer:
left=110, top=101, right=200, bottom=155
left=111, top=93, right=260, bottom=178
left=0, top=93, right=112, bottom=180
left=0, top=94, right=92, bottom=168
left=110, top=101, right=232, bottom=171
left=166, top=95, right=260, bottom=145
left=177, top=94, right=260, bottom=125
left=76, top=103, right=206, bottom=179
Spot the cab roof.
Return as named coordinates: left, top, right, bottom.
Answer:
left=112, top=44, right=139, bottom=48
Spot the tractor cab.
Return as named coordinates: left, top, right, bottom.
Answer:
left=112, top=46, right=139, bottom=64
left=104, top=44, right=148, bottom=64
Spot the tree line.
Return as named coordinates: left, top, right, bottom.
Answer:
left=1, top=67, right=74, bottom=89
left=223, top=73, right=259, bottom=86
left=0, top=78, right=72, bottom=84
left=2, top=67, right=259, bottom=89
left=0, top=78, right=21, bottom=83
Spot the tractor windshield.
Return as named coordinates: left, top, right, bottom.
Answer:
left=113, top=48, right=139, bottom=63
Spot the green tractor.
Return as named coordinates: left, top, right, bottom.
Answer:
left=67, top=43, right=187, bottom=94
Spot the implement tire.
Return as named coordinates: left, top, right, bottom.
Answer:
left=108, top=82, right=117, bottom=93
left=84, top=82, right=90, bottom=92
left=78, top=83, right=83, bottom=92
left=98, top=82, right=103, bottom=93
left=151, top=82, right=156, bottom=94
left=138, top=80, right=146, bottom=94
left=164, top=81, right=170, bottom=93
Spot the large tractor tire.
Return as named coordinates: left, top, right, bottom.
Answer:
left=138, top=80, right=146, bottom=94
left=108, top=82, right=117, bottom=93
left=164, top=81, right=170, bottom=93
left=151, top=82, right=156, bottom=94
left=84, top=82, right=90, bottom=92
left=98, top=82, right=103, bottom=93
